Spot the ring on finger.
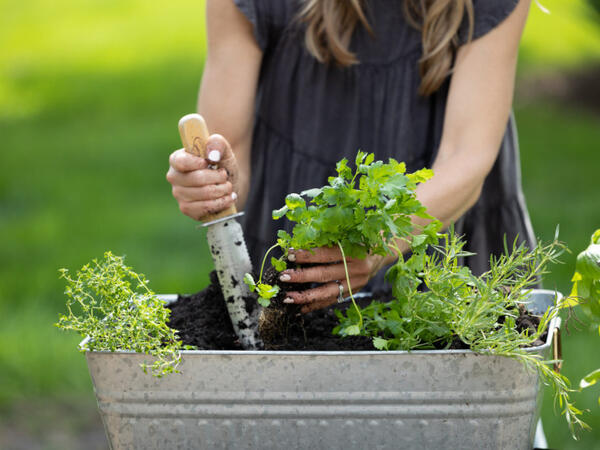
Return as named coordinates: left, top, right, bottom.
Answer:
left=335, top=280, right=346, bottom=303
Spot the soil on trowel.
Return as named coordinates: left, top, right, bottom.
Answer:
left=167, top=270, right=547, bottom=351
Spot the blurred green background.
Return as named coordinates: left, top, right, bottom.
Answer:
left=0, top=0, right=598, bottom=448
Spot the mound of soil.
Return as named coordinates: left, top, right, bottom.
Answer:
left=167, top=271, right=546, bottom=351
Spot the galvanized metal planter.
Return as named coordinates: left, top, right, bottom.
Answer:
left=85, top=290, right=560, bottom=450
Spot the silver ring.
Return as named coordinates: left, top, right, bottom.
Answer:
left=335, top=280, right=345, bottom=303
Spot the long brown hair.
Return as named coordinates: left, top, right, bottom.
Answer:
left=299, top=0, right=474, bottom=96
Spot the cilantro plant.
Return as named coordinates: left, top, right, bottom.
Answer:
left=244, top=151, right=442, bottom=307
left=56, top=251, right=189, bottom=377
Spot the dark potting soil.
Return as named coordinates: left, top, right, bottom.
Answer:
left=167, top=269, right=375, bottom=350
left=167, top=270, right=546, bottom=351
left=167, top=271, right=243, bottom=350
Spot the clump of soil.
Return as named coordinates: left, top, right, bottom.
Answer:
left=168, top=270, right=547, bottom=351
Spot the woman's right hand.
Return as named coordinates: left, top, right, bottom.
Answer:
left=166, top=134, right=239, bottom=221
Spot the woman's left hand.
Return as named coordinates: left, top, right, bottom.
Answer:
left=279, top=247, right=389, bottom=313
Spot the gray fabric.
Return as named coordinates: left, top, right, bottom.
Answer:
left=234, top=0, right=534, bottom=289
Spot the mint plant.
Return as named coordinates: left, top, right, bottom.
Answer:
left=56, top=251, right=189, bottom=377
left=245, top=151, right=442, bottom=307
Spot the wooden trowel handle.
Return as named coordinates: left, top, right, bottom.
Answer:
left=178, top=114, right=237, bottom=223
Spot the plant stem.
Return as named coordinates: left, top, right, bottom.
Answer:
left=337, top=241, right=363, bottom=329
left=259, top=244, right=281, bottom=283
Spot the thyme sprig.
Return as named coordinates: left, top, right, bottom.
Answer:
left=56, top=251, right=189, bottom=377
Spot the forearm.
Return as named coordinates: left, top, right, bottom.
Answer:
left=197, top=0, right=262, bottom=210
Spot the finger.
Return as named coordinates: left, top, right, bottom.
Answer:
left=167, top=167, right=228, bottom=187
left=172, top=182, right=233, bottom=202
left=178, top=193, right=236, bottom=221
left=286, top=276, right=369, bottom=305
left=206, top=134, right=239, bottom=191
left=169, top=148, right=208, bottom=172
left=280, top=261, right=368, bottom=284
left=288, top=246, right=343, bottom=264
left=284, top=277, right=364, bottom=305
left=281, top=264, right=346, bottom=284
left=285, top=281, right=341, bottom=305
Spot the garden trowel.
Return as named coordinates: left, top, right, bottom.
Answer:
left=178, top=114, right=262, bottom=350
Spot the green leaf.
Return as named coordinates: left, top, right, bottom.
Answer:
left=272, top=206, right=289, bottom=220
left=256, top=283, right=280, bottom=299
left=271, top=257, right=287, bottom=272
left=301, top=188, right=322, bottom=198
left=285, top=194, right=306, bottom=210
left=580, top=369, right=600, bottom=389
left=355, top=151, right=366, bottom=167
left=243, top=273, right=256, bottom=290
left=373, top=337, right=389, bottom=350
left=345, top=325, right=361, bottom=336
left=257, top=297, right=271, bottom=307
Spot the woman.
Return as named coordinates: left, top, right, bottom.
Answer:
left=167, top=0, right=535, bottom=313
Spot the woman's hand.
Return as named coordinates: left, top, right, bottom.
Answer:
left=279, top=247, right=391, bottom=314
left=166, top=134, right=239, bottom=221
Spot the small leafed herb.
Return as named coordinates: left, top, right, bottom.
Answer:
left=56, top=251, right=189, bottom=377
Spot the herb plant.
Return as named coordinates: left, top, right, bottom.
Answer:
left=56, top=251, right=189, bottom=377
left=567, top=229, right=600, bottom=401
left=244, top=151, right=442, bottom=307
left=335, top=229, right=588, bottom=435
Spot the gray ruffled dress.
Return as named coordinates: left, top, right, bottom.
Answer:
left=233, top=0, right=536, bottom=288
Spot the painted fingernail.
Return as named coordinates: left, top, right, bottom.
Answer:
left=279, top=274, right=291, bottom=282
left=231, top=192, right=238, bottom=201
left=283, top=298, right=295, bottom=304
left=208, top=150, right=221, bottom=162
left=287, top=253, right=296, bottom=262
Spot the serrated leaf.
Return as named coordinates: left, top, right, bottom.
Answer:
left=257, top=283, right=280, bottom=299
left=271, top=257, right=287, bottom=272
left=373, top=337, right=389, bottom=350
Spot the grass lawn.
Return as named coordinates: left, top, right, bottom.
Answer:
left=0, top=0, right=599, bottom=448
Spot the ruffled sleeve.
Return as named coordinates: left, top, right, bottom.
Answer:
left=234, top=0, right=269, bottom=51
left=459, top=0, right=520, bottom=43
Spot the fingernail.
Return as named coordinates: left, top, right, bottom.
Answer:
left=208, top=150, right=221, bottom=162
left=283, top=298, right=294, bottom=304
left=279, top=274, right=291, bottom=282
left=231, top=192, right=238, bottom=201
left=287, top=253, right=296, bottom=262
